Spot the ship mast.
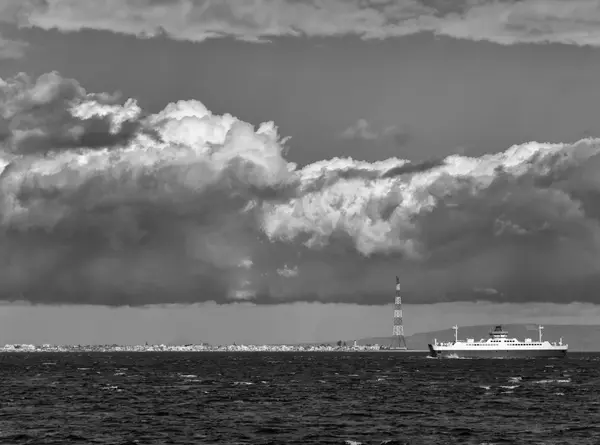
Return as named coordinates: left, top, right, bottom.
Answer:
left=452, top=325, right=458, bottom=343
left=538, top=325, right=544, bottom=342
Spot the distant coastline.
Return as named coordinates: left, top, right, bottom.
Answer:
left=2, top=323, right=598, bottom=352
left=0, top=344, right=398, bottom=353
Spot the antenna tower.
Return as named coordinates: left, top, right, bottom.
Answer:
left=391, top=276, right=407, bottom=349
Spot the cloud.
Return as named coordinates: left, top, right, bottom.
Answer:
left=0, top=72, right=147, bottom=155
left=4, top=71, right=600, bottom=306
left=2, top=0, right=600, bottom=47
left=0, top=33, right=27, bottom=59
left=277, top=264, right=298, bottom=278
left=340, top=119, right=380, bottom=141
left=340, top=119, right=411, bottom=147
left=473, top=287, right=501, bottom=296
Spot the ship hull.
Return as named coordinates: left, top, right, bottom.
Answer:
left=428, top=344, right=567, bottom=358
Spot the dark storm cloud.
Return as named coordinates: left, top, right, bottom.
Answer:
left=3, top=72, right=600, bottom=306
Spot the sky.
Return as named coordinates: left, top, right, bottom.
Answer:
left=1, top=0, right=600, bottom=345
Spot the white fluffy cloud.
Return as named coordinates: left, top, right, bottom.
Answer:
left=2, top=0, right=600, bottom=47
left=3, top=71, right=600, bottom=306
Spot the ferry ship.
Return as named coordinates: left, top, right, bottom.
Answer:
left=428, top=325, right=568, bottom=358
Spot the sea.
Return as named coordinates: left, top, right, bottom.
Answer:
left=1, top=351, right=599, bottom=445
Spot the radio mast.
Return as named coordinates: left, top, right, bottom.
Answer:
left=391, top=276, right=407, bottom=349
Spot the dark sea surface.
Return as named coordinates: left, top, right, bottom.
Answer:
left=1, top=352, right=599, bottom=445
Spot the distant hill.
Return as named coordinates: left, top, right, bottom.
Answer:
left=348, top=324, right=600, bottom=352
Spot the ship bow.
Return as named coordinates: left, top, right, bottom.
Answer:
left=428, top=344, right=437, bottom=357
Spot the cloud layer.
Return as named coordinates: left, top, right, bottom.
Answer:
left=2, top=0, right=600, bottom=47
left=3, top=71, right=600, bottom=306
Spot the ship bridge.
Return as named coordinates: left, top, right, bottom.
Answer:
left=489, top=325, right=509, bottom=339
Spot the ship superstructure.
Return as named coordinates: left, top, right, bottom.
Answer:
left=428, top=325, right=568, bottom=358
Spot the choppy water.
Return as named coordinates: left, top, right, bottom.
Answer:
left=1, top=352, right=599, bottom=444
